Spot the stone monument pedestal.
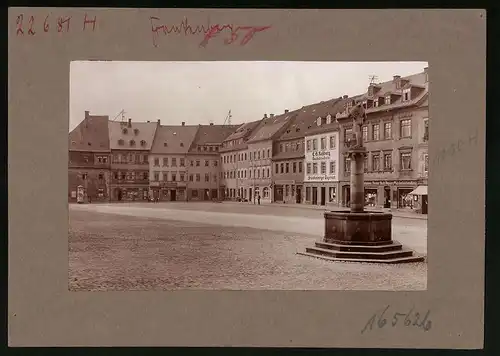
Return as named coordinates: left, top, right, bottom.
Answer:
left=299, top=138, right=424, bottom=264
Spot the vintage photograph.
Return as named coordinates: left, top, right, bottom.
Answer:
left=68, top=61, right=429, bottom=291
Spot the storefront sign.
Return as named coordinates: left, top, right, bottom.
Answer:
left=275, top=180, right=295, bottom=185
left=312, top=151, right=331, bottom=160
left=161, top=182, right=177, bottom=188
left=150, top=181, right=160, bottom=187
left=305, top=175, right=337, bottom=182
left=364, top=180, right=416, bottom=186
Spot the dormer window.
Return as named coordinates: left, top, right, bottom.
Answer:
left=134, top=128, right=139, bottom=135
left=326, top=114, right=332, bottom=124
left=130, top=140, right=136, bottom=146
left=122, top=128, right=128, bottom=134
left=118, top=139, right=124, bottom=145
left=317, top=117, right=322, bottom=126
left=164, top=142, right=168, bottom=147
left=140, top=140, right=146, bottom=146
left=385, top=95, right=391, bottom=105
left=402, top=88, right=411, bottom=101
left=374, top=100, right=379, bottom=107
left=180, top=142, right=184, bottom=147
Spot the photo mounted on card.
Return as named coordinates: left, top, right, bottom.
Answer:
left=8, top=7, right=485, bottom=349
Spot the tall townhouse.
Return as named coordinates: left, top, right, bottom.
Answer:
left=302, top=98, right=348, bottom=207
left=336, top=69, right=429, bottom=213
left=68, top=111, right=111, bottom=202
left=245, top=111, right=297, bottom=204
left=272, top=101, right=338, bottom=205
left=220, top=120, right=262, bottom=201
left=108, top=119, right=159, bottom=201
left=186, top=124, right=238, bottom=201
left=149, top=122, right=199, bottom=201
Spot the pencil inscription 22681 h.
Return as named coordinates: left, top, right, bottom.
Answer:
left=361, top=305, right=432, bottom=334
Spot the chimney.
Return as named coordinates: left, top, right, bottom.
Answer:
left=157, top=119, right=161, bottom=124
left=147, top=120, right=150, bottom=123
left=127, top=118, right=132, bottom=128
left=263, top=113, right=268, bottom=119
left=343, top=95, right=348, bottom=99
left=270, top=114, right=275, bottom=118
left=393, top=75, right=401, bottom=82
left=181, top=121, right=185, bottom=126
left=210, top=122, right=214, bottom=126
left=285, top=109, right=289, bottom=113
left=85, top=111, right=90, bottom=119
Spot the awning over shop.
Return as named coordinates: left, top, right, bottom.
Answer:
left=409, top=185, right=428, bottom=196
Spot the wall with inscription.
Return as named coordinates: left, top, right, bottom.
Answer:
left=304, top=131, right=340, bottom=183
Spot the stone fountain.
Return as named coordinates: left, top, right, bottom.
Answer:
left=300, top=103, right=425, bottom=264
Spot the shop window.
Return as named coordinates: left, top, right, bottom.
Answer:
left=329, top=187, right=336, bottom=202
left=192, top=190, right=198, bottom=198
left=306, top=187, right=311, bottom=201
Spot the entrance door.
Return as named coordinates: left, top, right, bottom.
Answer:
left=384, top=187, right=391, bottom=208
left=320, top=187, right=326, bottom=205
left=211, top=189, right=217, bottom=199
left=312, top=187, right=318, bottom=205
left=296, top=186, right=302, bottom=204
left=117, top=189, right=122, bottom=201
left=421, top=195, right=428, bottom=214
left=170, top=189, right=176, bottom=201
left=204, top=189, right=210, bottom=201
left=249, top=188, right=252, bottom=202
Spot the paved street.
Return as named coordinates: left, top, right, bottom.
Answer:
left=69, top=202, right=427, bottom=291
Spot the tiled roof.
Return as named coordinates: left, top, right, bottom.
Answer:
left=246, top=112, right=297, bottom=143
left=69, top=113, right=110, bottom=152
left=223, top=120, right=262, bottom=142
left=150, top=125, right=199, bottom=154
left=108, top=120, right=158, bottom=150
left=220, top=120, right=262, bottom=153
left=304, top=97, right=352, bottom=136
left=190, top=124, right=239, bottom=147
left=278, top=98, right=344, bottom=141
left=272, top=150, right=305, bottom=161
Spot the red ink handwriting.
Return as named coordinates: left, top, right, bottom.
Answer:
left=16, top=15, right=24, bottom=36
left=43, top=15, right=50, bottom=32
left=149, top=16, right=271, bottom=48
left=83, top=13, right=96, bottom=31
left=57, top=16, right=71, bottom=32
left=14, top=13, right=98, bottom=37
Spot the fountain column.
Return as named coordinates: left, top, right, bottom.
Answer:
left=349, top=149, right=367, bottom=213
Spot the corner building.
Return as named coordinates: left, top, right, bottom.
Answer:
left=336, top=69, right=429, bottom=213
left=302, top=98, right=347, bottom=206
left=68, top=111, right=111, bottom=202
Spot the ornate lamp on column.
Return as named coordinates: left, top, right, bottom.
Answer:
left=300, top=102, right=424, bottom=263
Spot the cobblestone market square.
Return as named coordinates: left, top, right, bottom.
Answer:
left=69, top=202, right=427, bottom=291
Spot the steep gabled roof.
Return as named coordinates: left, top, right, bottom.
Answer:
left=246, top=112, right=297, bottom=143
left=278, top=98, right=344, bottom=141
left=69, top=112, right=110, bottom=152
left=220, top=119, right=262, bottom=153
left=189, top=124, right=239, bottom=152
left=150, top=125, right=199, bottom=154
left=304, top=97, right=352, bottom=136
left=108, top=120, right=158, bottom=150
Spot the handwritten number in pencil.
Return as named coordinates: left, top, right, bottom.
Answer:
left=57, top=16, right=71, bottom=33
left=28, top=16, right=36, bottom=35
left=16, top=14, right=24, bottom=36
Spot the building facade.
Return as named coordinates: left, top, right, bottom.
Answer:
left=68, top=111, right=111, bottom=202
left=337, top=70, right=429, bottom=213
left=245, top=112, right=296, bottom=203
left=109, top=119, right=159, bottom=201
left=220, top=120, right=262, bottom=201
left=186, top=124, right=237, bottom=201
left=149, top=122, right=198, bottom=201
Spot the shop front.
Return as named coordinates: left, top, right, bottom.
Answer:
left=304, top=182, right=340, bottom=207
left=274, top=180, right=298, bottom=204
left=114, top=185, right=149, bottom=201
left=409, top=184, right=428, bottom=214
left=362, top=180, right=418, bottom=210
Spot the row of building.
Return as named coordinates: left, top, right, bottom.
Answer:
left=68, top=69, right=429, bottom=213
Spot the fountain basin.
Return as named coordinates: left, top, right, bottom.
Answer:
left=324, top=210, right=393, bottom=244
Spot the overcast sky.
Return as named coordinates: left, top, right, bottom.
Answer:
left=70, top=61, right=427, bottom=131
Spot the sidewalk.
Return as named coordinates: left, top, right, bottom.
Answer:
left=220, top=201, right=427, bottom=220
